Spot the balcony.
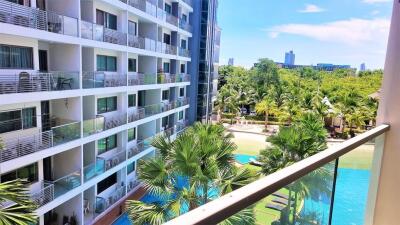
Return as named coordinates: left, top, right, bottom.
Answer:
left=166, top=13, right=178, bottom=26
left=179, top=20, right=192, bottom=33
left=98, top=150, right=126, bottom=172
left=0, top=0, right=78, bottom=36
left=94, top=185, right=126, bottom=217
left=82, top=72, right=127, bottom=89
left=157, top=73, right=175, bottom=84
left=128, top=34, right=145, bottom=49
left=128, top=108, right=145, bottom=123
left=128, top=73, right=156, bottom=85
left=102, top=113, right=127, bottom=130
left=127, top=180, right=141, bottom=193
left=30, top=170, right=82, bottom=208
left=157, top=42, right=177, bottom=55
left=83, top=158, right=105, bottom=182
left=179, top=47, right=190, bottom=58
left=83, top=116, right=105, bottom=137
left=0, top=119, right=81, bottom=163
left=0, top=72, right=79, bottom=95
left=176, top=73, right=190, bottom=82
left=81, top=21, right=127, bottom=46
left=163, top=125, right=389, bottom=225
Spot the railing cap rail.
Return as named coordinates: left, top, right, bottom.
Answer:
left=164, top=124, right=390, bottom=225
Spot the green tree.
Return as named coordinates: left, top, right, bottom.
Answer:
left=255, top=93, right=277, bottom=129
left=126, top=123, right=255, bottom=225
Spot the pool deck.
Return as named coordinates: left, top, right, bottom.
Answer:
left=93, top=186, right=147, bottom=225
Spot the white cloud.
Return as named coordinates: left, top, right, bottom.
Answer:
left=371, top=10, right=380, bottom=15
left=268, top=18, right=390, bottom=46
left=362, top=0, right=391, bottom=4
left=298, top=4, right=325, bottom=13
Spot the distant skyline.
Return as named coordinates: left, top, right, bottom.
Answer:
left=218, top=0, right=392, bottom=69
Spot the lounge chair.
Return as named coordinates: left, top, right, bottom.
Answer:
left=266, top=203, right=286, bottom=211
left=272, top=192, right=289, bottom=199
left=272, top=197, right=289, bottom=205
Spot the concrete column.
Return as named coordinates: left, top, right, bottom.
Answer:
left=372, top=1, right=400, bottom=224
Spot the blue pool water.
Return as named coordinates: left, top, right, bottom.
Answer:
left=302, top=168, right=371, bottom=225
left=114, top=168, right=371, bottom=225
left=234, top=154, right=257, bottom=164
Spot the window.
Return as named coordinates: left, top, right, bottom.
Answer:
left=96, top=9, right=117, bottom=30
left=128, top=128, right=136, bottom=142
left=127, top=161, right=135, bottom=175
left=162, top=116, right=169, bottom=128
left=98, top=134, right=117, bottom=155
left=97, top=173, right=117, bottom=194
left=181, top=40, right=187, bottom=49
left=128, top=58, right=137, bottom=72
left=128, top=20, right=137, bottom=35
left=182, top=14, right=187, bottom=22
left=0, top=45, right=33, bottom=69
left=97, top=55, right=117, bottom=72
left=1, top=163, right=38, bottom=183
left=179, top=88, right=185, bottom=97
left=179, top=111, right=184, bottom=120
left=165, top=3, right=172, bottom=14
left=163, top=34, right=171, bottom=45
left=128, top=94, right=136, bottom=108
left=162, top=90, right=169, bottom=101
left=0, top=108, right=36, bottom=133
left=180, top=64, right=185, bottom=73
left=163, top=62, right=170, bottom=73
left=97, top=97, right=117, bottom=114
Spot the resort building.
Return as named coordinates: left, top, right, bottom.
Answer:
left=0, top=0, right=217, bottom=224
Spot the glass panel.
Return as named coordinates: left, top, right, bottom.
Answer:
left=0, top=45, right=33, bottom=69
left=179, top=111, right=184, bottom=120
left=107, top=14, right=117, bottom=30
left=107, top=96, right=117, bottom=112
left=107, top=134, right=117, bottom=150
left=128, top=94, right=136, bottom=107
left=52, top=122, right=81, bottom=145
left=163, top=62, right=170, bottom=73
left=107, top=56, right=117, bottom=71
left=224, top=162, right=335, bottom=225
left=128, top=21, right=137, bottom=35
left=0, top=109, right=22, bottom=133
left=98, top=138, right=107, bottom=155
left=97, top=173, right=117, bottom=194
left=22, top=107, right=36, bottom=129
left=84, top=158, right=105, bottom=182
left=53, top=170, right=81, bottom=198
left=97, top=98, right=107, bottom=114
left=128, top=128, right=136, bottom=142
left=162, top=90, right=169, bottom=100
left=96, top=55, right=106, bottom=71
left=128, top=58, right=137, bottom=72
left=332, top=138, right=377, bottom=225
left=127, top=161, right=135, bottom=175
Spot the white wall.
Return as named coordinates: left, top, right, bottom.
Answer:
left=51, top=97, right=81, bottom=121
left=53, top=146, right=81, bottom=179
left=49, top=44, right=81, bottom=72
left=53, top=194, right=83, bottom=225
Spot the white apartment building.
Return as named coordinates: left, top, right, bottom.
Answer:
left=0, top=0, right=194, bottom=224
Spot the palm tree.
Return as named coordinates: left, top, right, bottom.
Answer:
left=255, top=95, right=277, bottom=129
left=0, top=180, right=37, bottom=225
left=259, top=113, right=329, bottom=224
left=126, top=123, right=255, bottom=225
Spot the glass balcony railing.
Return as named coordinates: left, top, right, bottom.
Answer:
left=83, top=158, right=106, bottom=182
left=94, top=186, right=126, bottom=216
left=82, top=72, right=127, bottom=89
left=97, top=150, right=127, bottom=172
left=128, top=108, right=145, bottom=123
left=166, top=13, right=178, bottom=26
left=103, top=113, right=127, bottom=130
left=31, top=170, right=82, bottom=208
left=128, top=34, right=145, bottom=49
left=81, top=21, right=127, bottom=45
left=179, top=20, right=192, bottom=33
left=0, top=119, right=81, bottom=163
left=0, top=72, right=80, bottom=95
left=0, top=0, right=78, bottom=36
left=129, top=73, right=157, bottom=85
left=83, top=116, right=105, bottom=137
left=157, top=42, right=177, bottom=55
left=163, top=125, right=390, bottom=225
left=142, top=103, right=163, bottom=117
left=178, top=47, right=190, bottom=58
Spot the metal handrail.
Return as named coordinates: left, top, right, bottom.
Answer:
left=164, top=124, right=390, bottom=225
left=0, top=0, right=78, bottom=36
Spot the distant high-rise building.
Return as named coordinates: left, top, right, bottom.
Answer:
left=228, top=58, right=234, bottom=66
left=284, top=50, right=295, bottom=65
left=360, top=63, right=366, bottom=72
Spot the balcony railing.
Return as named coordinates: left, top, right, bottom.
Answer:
left=0, top=72, right=79, bottom=95
left=128, top=73, right=157, bottom=86
left=97, top=150, right=126, bottom=171
left=176, top=73, right=190, bottom=82
left=164, top=124, right=390, bottom=225
left=127, top=142, right=144, bottom=159
left=95, top=185, right=126, bottom=216
left=83, top=158, right=106, bottom=182
left=181, top=0, right=193, bottom=7
left=157, top=42, right=177, bottom=55
left=166, top=13, right=178, bottom=26
left=82, top=72, right=127, bottom=89
left=128, top=108, right=145, bottom=123
left=179, top=47, right=190, bottom=58
left=157, top=73, right=175, bottom=84
left=83, top=116, right=105, bottom=137
left=81, top=21, right=127, bottom=45
left=0, top=120, right=81, bottom=163
left=127, top=180, right=141, bottom=193
left=103, top=113, right=127, bottom=130
left=31, top=170, right=81, bottom=208
left=179, top=20, right=192, bottom=33
left=0, top=0, right=78, bottom=36
left=128, top=34, right=145, bottom=49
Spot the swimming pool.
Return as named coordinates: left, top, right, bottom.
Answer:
left=302, top=168, right=371, bottom=225
left=234, top=154, right=257, bottom=164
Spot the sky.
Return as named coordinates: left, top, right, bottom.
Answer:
left=217, top=0, right=393, bottom=70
